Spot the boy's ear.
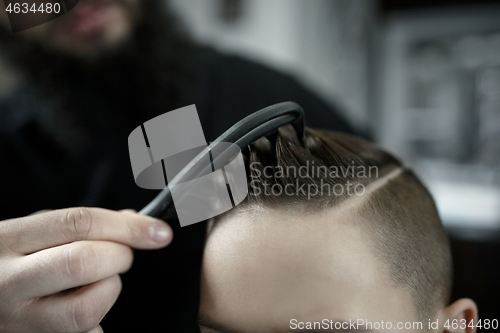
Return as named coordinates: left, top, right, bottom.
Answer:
left=441, top=298, right=478, bottom=333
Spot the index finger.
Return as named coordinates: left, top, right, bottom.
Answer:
left=0, top=207, right=173, bottom=254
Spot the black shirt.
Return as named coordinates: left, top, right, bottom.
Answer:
left=0, top=47, right=355, bottom=332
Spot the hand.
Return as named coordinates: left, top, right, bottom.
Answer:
left=0, top=207, right=173, bottom=332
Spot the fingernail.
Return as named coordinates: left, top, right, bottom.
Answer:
left=149, top=223, right=172, bottom=243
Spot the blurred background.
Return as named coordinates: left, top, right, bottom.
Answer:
left=1, top=0, right=499, bottom=327
left=167, top=0, right=500, bottom=324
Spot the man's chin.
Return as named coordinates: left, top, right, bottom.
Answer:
left=51, top=3, right=136, bottom=58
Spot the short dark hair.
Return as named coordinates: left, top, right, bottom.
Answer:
left=237, top=125, right=452, bottom=321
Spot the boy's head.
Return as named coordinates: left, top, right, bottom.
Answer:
left=198, top=127, right=477, bottom=332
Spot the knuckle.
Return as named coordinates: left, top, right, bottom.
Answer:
left=65, top=243, right=99, bottom=284
left=65, top=207, right=93, bottom=241
left=72, top=295, right=103, bottom=331
left=126, top=219, right=143, bottom=246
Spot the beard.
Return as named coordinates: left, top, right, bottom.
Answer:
left=0, top=0, right=200, bottom=152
